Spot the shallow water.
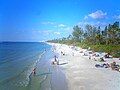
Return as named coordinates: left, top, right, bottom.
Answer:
left=0, top=42, right=68, bottom=90
left=0, top=42, right=52, bottom=90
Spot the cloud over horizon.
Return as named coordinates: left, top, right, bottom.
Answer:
left=77, top=21, right=109, bottom=29
left=41, top=21, right=67, bottom=28
left=85, top=10, right=107, bottom=19
left=114, top=15, right=120, bottom=19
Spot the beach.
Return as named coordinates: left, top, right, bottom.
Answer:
left=49, top=43, right=120, bottom=90
left=0, top=42, right=120, bottom=90
left=0, top=42, right=68, bottom=90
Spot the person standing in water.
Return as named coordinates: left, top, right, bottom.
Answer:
left=32, top=68, right=36, bottom=75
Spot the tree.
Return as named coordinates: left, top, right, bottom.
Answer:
left=67, top=35, right=72, bottom=40
left=95, top=34, right=103, bottom=45
left=107, top=22, right=120, bottom=44
left=48, top=21, right=120, bottom=45
left=101, top=26, right=108, bottom=45
left=72, top=25, right=83, bottom=42
left=85, top=24, right=98, bottom=44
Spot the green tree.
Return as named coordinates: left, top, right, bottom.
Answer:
left=85, top=24, right=98, bottom=44
left=102, top=26, right=108, bottom=45
left=72, top=25, right=83, bottom=42
left=107, top=22, right=120, bottom=45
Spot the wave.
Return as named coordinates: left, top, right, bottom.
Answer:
left=0, top=50, right=46, bottom=88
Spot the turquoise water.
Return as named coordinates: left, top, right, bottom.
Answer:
left=0, top=42, right=53, bottom=90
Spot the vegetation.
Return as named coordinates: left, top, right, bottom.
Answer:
left=47, top=21, right=120, bottom=57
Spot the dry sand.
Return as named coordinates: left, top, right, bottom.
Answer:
left=49, top=43, right=120, bottom=90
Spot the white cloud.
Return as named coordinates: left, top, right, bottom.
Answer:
left=58, top=24, right=66, bottom=27
left=85, top=10, right=107, bottom=19
left=33, top=30, right=52, bottom=35
left=54, top=32, right=60, bottom=35
left=84, top=16, right=88, bottom=20
left=54, top=24, right=66, bottom=28
left=116, top=10, right=120, bottom=12
left=114, top=15, right=120, bottom=19
left=64, top=27, right=71, bottom=30
left=41, top=21, right=55, bottom=25
left=35, top=30, right=61, bottom=35
left=77, top=21, right=108, bottom=28
left=41, top=21, right=67, bottom=29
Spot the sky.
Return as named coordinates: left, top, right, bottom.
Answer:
left=0, top=0, right=120, bottom=42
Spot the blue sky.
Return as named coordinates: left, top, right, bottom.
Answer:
left=0, top=0, right=120, bottom=41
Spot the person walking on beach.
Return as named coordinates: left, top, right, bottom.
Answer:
left=54, top=55, right=59, bottom=65
left=54, top=55, right=57, bottom=62
left=61, top=51, right=63, bottom=55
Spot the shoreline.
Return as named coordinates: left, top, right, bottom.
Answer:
left=31, top=43, right=68, bottom=90
left=48, top=42, right=68, bottom=90
left=50, top=42, right=120, bottom=90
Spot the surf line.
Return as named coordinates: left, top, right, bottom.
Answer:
left=30, top=50, right=47, bottom=76
left=27, top=50, right=47, bottom=86
left=36, top=50, right=46, bottom=64
left=39, top=70, right=51, bottom=89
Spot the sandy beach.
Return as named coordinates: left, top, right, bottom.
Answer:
left=49, top=43, right=120, bottom=90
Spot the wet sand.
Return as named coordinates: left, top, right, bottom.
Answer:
left=50, top=65, right=68, bottom=90
left=28, top=46, right=68, bottom=90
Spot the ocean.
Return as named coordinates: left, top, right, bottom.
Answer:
left=0, top=42, right=54, bottom=90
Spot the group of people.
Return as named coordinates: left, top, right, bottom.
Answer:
left=84, top=51, right=120, bottom=72
left=95, top=61, right=120, bottom=72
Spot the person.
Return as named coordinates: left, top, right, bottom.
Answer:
left=100, top=57, right=105, bottom=62
left=95, top=63, right=110, bottom=68
left=61, top=51, right=63, bottom=55
left=104, top=53, right=110, bottom=58
left=103, top=63, right=110, bottom=68
left=63, top=53, right=65, bottom=55
left=44, top=49, right=46, bottom=52
left=95, top=64, right=103, bottom=68
left=33, top=68, right=36, bottom=75
left=53, top=55, right=59, bottom=65
left=89, top=56, right=91, bottom=59
left=110, top=62, right=120, bottom=71
left=54, top=55, right=57, bottom=62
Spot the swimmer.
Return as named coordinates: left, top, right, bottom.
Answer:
left=33, top=68, right=36, bottom=75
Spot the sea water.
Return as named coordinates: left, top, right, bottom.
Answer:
left=0, top=42, right=53, bottom=90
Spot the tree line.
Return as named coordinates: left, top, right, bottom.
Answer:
left=48, top=21, right=120, bottom=45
